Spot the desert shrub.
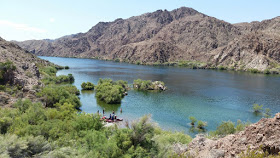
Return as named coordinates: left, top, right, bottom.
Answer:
left=133, top=79, right=166, bottom=91
left=13, top=99, right=33, bottom=113
left=130, top=115, right=155, bottom=148
left=189, top=116, right=197, bottom=126
left=0, top=61, right=16, bottom=84
left=81, top=82, right=95, bottom=90
left=209, top=120, right=250, bottom=137
left=253, top=104, right=263, bottom=114
left=133, top=79, right=152, bottom=90
left=0, top=85, right=5, bottom=91
left=197, top=120, right=207, bottom=129
left=39, top=66, right=57, bottom=77
left=248, top=68, right=260, bottom=73
left=115, top=80, right=128, bottom=89
left=214, top=121, right=235, bottom=136
left=218, top=66, right=227, bottom=70
left=37, top=85, right=81, bottom=108
left=263, top=69, right=271, bottom=74
left=42, top=74, right=75, bottom=84
left=264, top=108, right=272, bottom=118
left=62, top=85, right=80, bottom=95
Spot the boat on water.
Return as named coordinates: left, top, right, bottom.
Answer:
left=100, top=116, right=123, bottom=123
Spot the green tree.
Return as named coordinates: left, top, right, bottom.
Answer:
left=197, top=120, right=207, bottom=130
left=81, top=82, right=95, bottom=90
left=264, top=108, right=272, bottom=118
left=95, top=79, right=126, bottom=104
left=189, top=116, right=197, bottom=126
left=253, top=104, right=263, bottom=114
left=214, top=121, right=235, bottom=136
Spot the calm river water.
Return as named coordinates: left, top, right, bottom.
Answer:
left=40, top=56, right=280, bottom=135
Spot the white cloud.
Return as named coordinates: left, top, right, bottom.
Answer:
left=0, top=20, right=46, bottom=33
left=49, top=18, right=55, bottom=23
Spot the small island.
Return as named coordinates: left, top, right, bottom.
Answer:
left=95, top=79, right=128, bottom=104
left=81, top=82, right=95, bottom=90
left=133, top=79, right=167, bottom=91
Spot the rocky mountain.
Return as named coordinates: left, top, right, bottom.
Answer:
left=15, top=7, right=280, bottom=71
left=0, top=37, right=52, bottom=106
left=187, top=113, right=280, bottom=157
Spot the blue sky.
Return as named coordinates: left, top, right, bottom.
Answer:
left=0, top=0, right=279, bottom=41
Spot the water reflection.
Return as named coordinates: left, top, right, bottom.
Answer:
left=96, top=99, right=121, bottom=112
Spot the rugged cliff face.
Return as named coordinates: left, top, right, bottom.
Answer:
left=15, top=7, right=280, bottom=71
left=0, top=37, right=52, bottom=106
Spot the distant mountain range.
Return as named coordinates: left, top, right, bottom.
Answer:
left=14, top=7, right=280, bottom=71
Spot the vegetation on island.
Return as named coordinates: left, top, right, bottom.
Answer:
left=189, top=116, right=197, bottom=126
left=133, top=79, right=166, bottom=91
left=81, top=82, right=95, bottom=90
left=95, top=78, right=128, bottom=104
left=252, top=104, right=272, bottom=118
left=188, top=116, right=207, bottom=132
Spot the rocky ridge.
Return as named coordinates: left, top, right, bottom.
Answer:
left=15, top=7, right=280, bottom=71
left=187, top=113, right=280, bottom=158
left=0, top=37, right=52, bottom=106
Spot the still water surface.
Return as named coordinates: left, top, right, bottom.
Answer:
left=40, top=56, right=280, bottom=135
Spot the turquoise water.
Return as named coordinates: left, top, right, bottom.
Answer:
left=40, top=56, right=280, bottom=136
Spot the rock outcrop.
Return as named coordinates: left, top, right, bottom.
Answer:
left=187, top=113, right=280, bottom=158
left=0, top=37, right=52, bottom=106
left=14, top=7, right=280, bottom=71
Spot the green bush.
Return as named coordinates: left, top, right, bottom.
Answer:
left=37, top=85, right=81, bottom=109
left=209, top=120, right=250, bottom=137
left=214, top=121, right=235, bottom=136
left=65, top=66, right=70, bottom=69
left=189, top=116, right=197, bottom=126
left=218, top=66, right=227, bottom=70
left=263, top=69, right=271, bottom=74
left=0, top=85, right=5, bottom=91
left=253, top=104, right=263, bottom=114
left=248, top=68, right=260, bottom=73
left=81, top=82, right=95, bottom=90
left=43, top=74, right=75, bottom=84
left=133, top=79, right=166, bottom=91
left=133, top=79, right=152, bottom=90
left=0, top=61, right=16, bottom=84
left=264, top=108, right=272, bottom=118
left=39, top=66, right=57, bottom=77
left=197, top=120, right=207, bottom=129
left=95, top=79, right=127, bottom=104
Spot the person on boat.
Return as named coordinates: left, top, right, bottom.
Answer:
left=103, top=109, right=105, bottom=116
left=112, top=110, right=115, bottom=114
left=120, top=108, right=122, bottom=113
left=109, top=114, right=112, bottom=119
left=112, top=114, right=115, bottom=121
